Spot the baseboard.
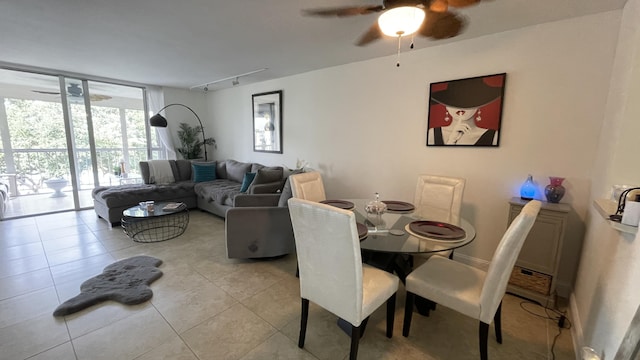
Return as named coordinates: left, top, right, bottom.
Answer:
left=570, top=292, right=583, bottom=359
left=555, top=280, right=572, bottom=299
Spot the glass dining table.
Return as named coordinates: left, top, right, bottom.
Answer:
left=344, top=199, right=476, bottom=262
left=333, top=199, right=477, bottom=334
left=351, top=200, right=475, bottom=253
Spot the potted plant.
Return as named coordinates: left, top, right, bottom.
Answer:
left=176, top=122, right=216, bottom=160
left=113, top=165, right=122, bottom=176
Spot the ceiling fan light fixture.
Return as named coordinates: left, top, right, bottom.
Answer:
left=378, top=6, right=425, bottom=37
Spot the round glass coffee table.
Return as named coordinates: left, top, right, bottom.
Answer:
left=121, top=202, right=189, bottom=242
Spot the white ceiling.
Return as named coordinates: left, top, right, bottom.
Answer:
left=0, top=0, right=628, bottom=91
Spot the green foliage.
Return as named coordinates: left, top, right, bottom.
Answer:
left=176, top=122, right=216, bottom=159
left=2, top=98, right=148, bottom=192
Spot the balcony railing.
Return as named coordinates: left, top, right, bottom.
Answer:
left=1, top=147, right=159, bottom=197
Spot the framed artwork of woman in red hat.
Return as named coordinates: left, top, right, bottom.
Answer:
left=427, top=73, right=506, bottom=147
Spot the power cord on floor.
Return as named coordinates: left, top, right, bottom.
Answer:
left=517, top=296, right=572, bottom=360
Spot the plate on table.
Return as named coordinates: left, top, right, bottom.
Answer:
left=356, top=222, right=368, bottom=241
left=320, top=200, right=355, bottom=210
left=405, top=221, right=466, bottom=242
left=382, top=200, right=415, bottom=213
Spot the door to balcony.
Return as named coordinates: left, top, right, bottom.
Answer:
left=0, top=68, right=149, bottom=219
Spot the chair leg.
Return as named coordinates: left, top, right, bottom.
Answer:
left=415, top=296, right=432, bottom=316
left=350, top=324, right=362, bottom=360
left=386, top=293, right=396, bottom=338
left=494, top=301, right=503, bottom=344
left=402, top=292, right=415, bottom=337
left=479, top=322, right=489, bottom=360
left=298, top=298, right=309, bottom=348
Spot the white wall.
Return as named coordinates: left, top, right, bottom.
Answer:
left=160, top=87, right=211, bottom=159
left=208, top=11, right=620, bottom=298
left=572, top=0, right=640, bottom=357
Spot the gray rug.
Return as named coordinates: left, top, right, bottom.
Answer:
left=53, top=255, right=163, bottom=317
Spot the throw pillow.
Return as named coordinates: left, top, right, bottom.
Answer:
left=240, top=172, right=257, bottom=193
left=278, top=177, right=293, bottom=207
left=192, top=163, right=217, bottom=183
left=253, top=166, right=284, bottom=185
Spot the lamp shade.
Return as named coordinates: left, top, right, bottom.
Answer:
left=378, top=6, right=425, bottom=37
left=149, top=113, right=168, bottom=128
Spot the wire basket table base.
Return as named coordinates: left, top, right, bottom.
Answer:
left=121, top=204, right=189, bottom=243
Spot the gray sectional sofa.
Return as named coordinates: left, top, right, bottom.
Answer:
left=92, top=159, right=284, bottom=225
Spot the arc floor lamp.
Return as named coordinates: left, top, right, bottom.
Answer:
left=149, top=103, right=209, bottom=161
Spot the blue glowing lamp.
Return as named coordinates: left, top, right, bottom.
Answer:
left=520, top=175, right=536, bottom=200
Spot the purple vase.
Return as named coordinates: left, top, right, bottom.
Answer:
left=544, top=177, right=565, bottom=203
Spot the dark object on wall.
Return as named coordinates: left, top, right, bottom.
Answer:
left=427, top=73, right=506, bottom=147
left=252, top=91, right=283, bottom=154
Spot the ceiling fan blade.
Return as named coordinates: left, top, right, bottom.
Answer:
left=90, top=94, right=112, bottom=101
left=355, top=22, right=383, bottom=46
left=31, top=90, right=61, bottom=95
left=302, top=5, right=384, bottom=17
left=419, top=10, right=466, bottom=40
left=429, top=0, right=449, bottom=12
left=447, top=0, right=480, bottom=8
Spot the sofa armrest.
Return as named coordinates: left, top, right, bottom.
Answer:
left=248, top=181, right=282, bottom=194
left=233, top=194, right=280, bottom=207
left=225, top=206, right=294, bottom=259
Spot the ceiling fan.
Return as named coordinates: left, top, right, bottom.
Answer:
left=32, top=83, right=112, bottom=101
left=302, top=0, right=480, bottom=46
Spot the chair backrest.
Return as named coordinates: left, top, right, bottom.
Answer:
left=479, top=200, right=541, bottom=323
left=413, top=175, right=466, bottom=223
left=290, top=171, right=326, bottom=202
left=288, top=197, right=365, bottom=325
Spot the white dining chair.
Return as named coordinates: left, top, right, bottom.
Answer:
left=413, top=174, right=466, bottom=260
left=288, top=198, right=400, bottom=360
left=289, top=171, right=326, bottom=202
left=402, top=200, right=541, bottom=360
left=414, top=174, right=466, bottom=224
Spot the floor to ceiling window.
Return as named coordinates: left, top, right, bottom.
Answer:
left=0, top=68, right=155, bottom=219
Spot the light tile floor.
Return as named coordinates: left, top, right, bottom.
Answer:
left=0, top=209, right=576, bottom=360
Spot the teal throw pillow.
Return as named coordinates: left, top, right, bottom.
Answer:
left=240, top=172, right=257, bottom=193
left=192, top=163, right=217, bottom=183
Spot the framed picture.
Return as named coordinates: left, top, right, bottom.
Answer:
left=426, top=73, right=506, bottom=147
left=252, top=90, right=283, bottom=153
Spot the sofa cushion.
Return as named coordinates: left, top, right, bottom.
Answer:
left=93, top=182, right=195, bottom=208
left=192, top=162, right=217, bottom=182
left=140, top=160, right=180, bottom=185
left=240, top=172, right=256, bottom=193
left=148, top=160, right=175, bottom=184
left=194, top=179, right=243, bottom=206
left=225, top=160, right=252, bottom=183
left=253, top=166, right=283, bottom=185
left=216, top=160, right=228, bottom=179
left=175, top=160, right=194, bottom=181
left=251, top=163, right=263, bottom=173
